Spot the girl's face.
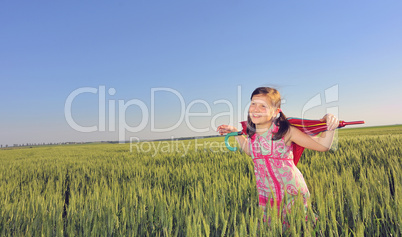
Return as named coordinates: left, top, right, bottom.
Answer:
left=249, top=94, right=277, bottom=125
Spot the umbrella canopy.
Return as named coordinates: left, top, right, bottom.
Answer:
left=286, top=117, right=364, bottom=165
left=225, top=118, right=364, bottom=165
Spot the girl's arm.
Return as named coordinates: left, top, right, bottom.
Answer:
left=217, top=125, right=250, bottom=155
left=288, top=114, right=338, bottom=152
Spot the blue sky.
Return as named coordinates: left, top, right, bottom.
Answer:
left=1, top=1, right=401, bottom=146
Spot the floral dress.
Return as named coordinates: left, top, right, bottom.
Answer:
left=249, top=122, right=310, bottom=222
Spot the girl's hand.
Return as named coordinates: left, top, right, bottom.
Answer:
left=217, top=125, right=238, bottom=135
left=320, top=113, right=339, bottom=131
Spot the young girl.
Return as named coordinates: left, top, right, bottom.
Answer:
left=217, top=87, right=338, bottom=223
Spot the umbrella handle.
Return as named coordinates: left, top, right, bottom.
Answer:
left=225, top=132, right=241, bottom=151
left=339, top=120, right=365, bottom=127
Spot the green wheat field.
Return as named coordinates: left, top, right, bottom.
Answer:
left=1, top=125, right=401, bottom=236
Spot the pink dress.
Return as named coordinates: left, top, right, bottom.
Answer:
left=249, top=122, right=310, bottom=222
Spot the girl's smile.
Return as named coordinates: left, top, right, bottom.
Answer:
left=251, top=113, right=263, bottom=118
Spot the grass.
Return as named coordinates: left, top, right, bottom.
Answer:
left=0, top=125, right=401, bottom=236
